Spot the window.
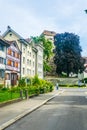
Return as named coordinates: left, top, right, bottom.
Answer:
left=39, top=47, right=43, bottom=52
left=0, top=70, right=2, bottom=78
left=49, top=38, right=53, bottom=40
left=33, top=54, right=34, bottom=58
left=27, top=51, right=29, bottom=55
left=0, top=44, right=4, bottom=51
left=7, top=59, right=11, bottom=66
left=29, top=69, right=31, bottom=75
left=11, top=51, right=15, bottom=57
left=23, top=57, right=25, bottom=64
left=0, top=57, right=3, bottom=64
left=30, top=52, right=31, bottom=57
left=7, top=49, right=11, bottom=55
left=17, top=53, right=20, bottom=59
left=33, top=62, right=34, bottom=67
left=29, top=60, right=31, bottom=66
left=15, top=52, right=17, bottom=58
left=9, top=33, right=12, bottom=36
left=27, top=69, right=29, bottom=75
left=4, top=59, right=6, bottom=64
left=0, top=57, right=5, bottom=64
left=27, top=59, right=29, bottom=65
left=0, top=70, right=5, bottom=78
left=15, top=62, right=18, bottom=68
left=23, top=68, right=25, bottom=75
left=33, top=70, right=34, bottom=75
left=23, top=48, right=25, bottom=53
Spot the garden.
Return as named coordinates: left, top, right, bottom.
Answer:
left=0, top=75, right=54, bottom=103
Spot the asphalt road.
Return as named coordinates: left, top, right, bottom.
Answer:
left=4, top=88, right=87, bottom=130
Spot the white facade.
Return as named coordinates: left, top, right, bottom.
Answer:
left=35, top=44, right=43, bottom=79
left=83, top=57, right=87, bottom=78
left=21, top=43, right=36, bottom=77
left=0, top=48, right=6, bottom=74
left=0, top=37, right=9, bottom=85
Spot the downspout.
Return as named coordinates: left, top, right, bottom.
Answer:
left=20, top=43, right=22, bottom=79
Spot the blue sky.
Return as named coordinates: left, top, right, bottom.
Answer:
left=0, top=0, right=87, bottom=56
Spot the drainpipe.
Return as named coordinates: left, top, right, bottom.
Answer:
left=20, top=43, right=22, bottom=79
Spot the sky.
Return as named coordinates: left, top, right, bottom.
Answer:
left=0, top=0, right=87, bottom=56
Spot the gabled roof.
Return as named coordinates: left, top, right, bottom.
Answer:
left=19, top=38, right=28, bottom=46
left=25, top=38, right=32, bottom=43
left=7, top=40, right=21, bottom=53
left=2, top=26, right=28, bottom=46
left=42, top=30, right=56, bottom=36
left=0, top=35, right=10, bottom=46
left=2, top=26, right=23, bottom=39
left=25, top=38, right=38, bottom=52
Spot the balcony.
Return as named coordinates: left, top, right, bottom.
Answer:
left=6, top=65, right=20, bottom=72
left=7, top=55, right=20, bottom=62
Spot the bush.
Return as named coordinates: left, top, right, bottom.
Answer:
left=18, top=78, right=26, bottom=88
left=1, top=87, right=9, bottom=91
left=9, top=87, right=20, bottom=93
left=28, top=85, right=40, bottom=95
left=39, top=86, right=45, bottom=94
left=32, top=75, right=41, bottom=86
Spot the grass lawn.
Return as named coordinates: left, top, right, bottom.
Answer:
left=0, top=90, right=20, bottom=103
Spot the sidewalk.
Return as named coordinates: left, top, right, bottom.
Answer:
left=0, top=89, right=64, bottom=130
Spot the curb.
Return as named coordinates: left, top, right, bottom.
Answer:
left=0, top=90, right=64, bottom=130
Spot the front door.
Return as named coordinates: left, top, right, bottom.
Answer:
left=11, top=73, right=17, bottom=86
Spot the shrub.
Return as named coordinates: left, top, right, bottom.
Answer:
left=18, top=78, right=26, bottom=88
left=9, top=87, right=20, bottom=93
left=28, top=85, right=40, bottom=95
left=1, top=87, right=9, bottom=91
left=32, top=75, right=41, bottom=86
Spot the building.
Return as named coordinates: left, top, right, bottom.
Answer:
left=34, top=42, right=43, bottom=79
left=0, top=36, right=9, bottom=85
left=42, top=30, right=56, bottom=44
left=83, top=57, right=87, bottom=78
left=5, top=41, right=21, bottom=87
left=3, top=26, right=43, bottom=79
left=42, top=30, right=57, bottom=76
left=25, top=38, right=43, bottom=79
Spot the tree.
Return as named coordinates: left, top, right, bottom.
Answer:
left=54, top=32, right=85, bottom=77
left=31, top=35, right=53, bottom=74
left=84, top=9, right=87, bottom=13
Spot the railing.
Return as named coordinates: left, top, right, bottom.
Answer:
left=6, top=65, right=20, bottom=72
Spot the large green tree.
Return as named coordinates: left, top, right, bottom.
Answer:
left=54, top=32, right=85, bottom=77
left=31, top=35, right=53, bottom=74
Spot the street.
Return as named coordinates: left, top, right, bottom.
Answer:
left=4, top=88, right=87, bottom=130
